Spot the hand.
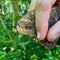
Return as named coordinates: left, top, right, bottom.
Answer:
left=29, top=0, right=60, bottom=42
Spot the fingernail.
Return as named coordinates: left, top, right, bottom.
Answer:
left=54, top=34, right=60, bottom=41
left=37, top=32, right=41, bottom=39
left=54, top=36, right=59, bottom=41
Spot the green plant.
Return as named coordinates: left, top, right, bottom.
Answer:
left=0, top=0, right=60, bottom=60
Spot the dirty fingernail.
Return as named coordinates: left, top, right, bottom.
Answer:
left=54, top=36, right=59, bottom=41
left=53, top=34, right=60, bottom=42
left=37, top=32, right=41, bottom=39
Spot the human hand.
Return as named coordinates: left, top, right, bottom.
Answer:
left=29, top=0, right=60, bottom=42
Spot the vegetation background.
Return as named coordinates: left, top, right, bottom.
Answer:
left=0, top=0, right=60, bottom=60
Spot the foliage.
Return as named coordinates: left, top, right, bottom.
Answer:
left=0, top=0, right=60, bottom=60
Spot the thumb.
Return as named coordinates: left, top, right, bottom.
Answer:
left=47, top=20, right=60, bottom=42
left=35, top=4, right=52, bottom=40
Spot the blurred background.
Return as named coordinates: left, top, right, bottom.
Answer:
left=0, top=0, right=60, bottom=60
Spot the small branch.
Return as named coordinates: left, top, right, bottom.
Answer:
left=10, top=0, right=19, bottom=37
left=0, top=16, right=13, bottom=40
left=10, top=0, right=19, bottom=26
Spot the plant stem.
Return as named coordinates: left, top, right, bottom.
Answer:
left=0, top=16, right=13, bottom=40
left=10, top=0, right=19, bottom=26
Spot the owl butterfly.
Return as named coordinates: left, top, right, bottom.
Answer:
left=16, top=1, right=60, bottom=49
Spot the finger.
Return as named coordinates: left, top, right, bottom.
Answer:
left=35, top=4, right=51, bottom=40
left=47, top=20, right=60, bottom=42
left=35, top=0, right=56, bottom=40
